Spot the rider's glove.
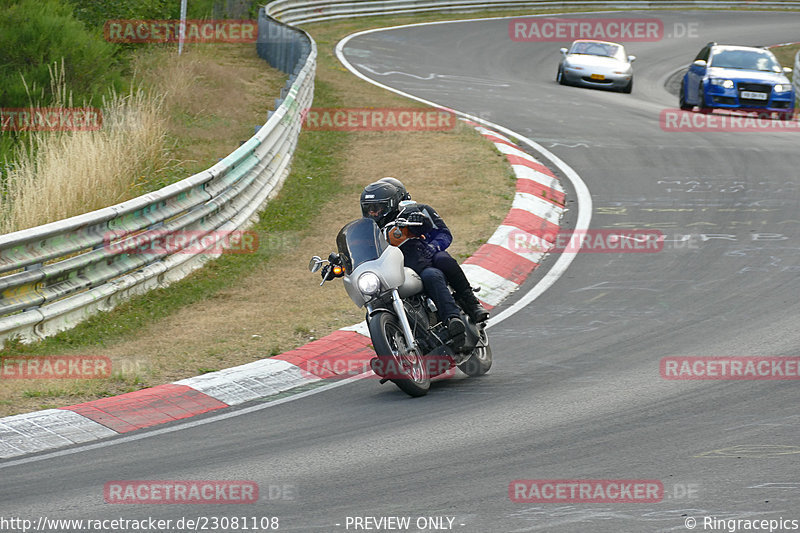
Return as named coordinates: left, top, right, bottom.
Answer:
left=406, top=210, right=433, bottom=236
left=406, top=211, right=425, bottom=226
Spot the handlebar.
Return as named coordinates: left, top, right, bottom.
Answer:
left=394, top=218, right=423, bottom=227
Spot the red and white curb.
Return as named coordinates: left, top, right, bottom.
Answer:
left=461, top=122, right=565, bottom=309
left=0, top=124, right=564, bottom=460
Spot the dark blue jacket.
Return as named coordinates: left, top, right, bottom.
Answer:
left=394, top=203, right=452, bottom=273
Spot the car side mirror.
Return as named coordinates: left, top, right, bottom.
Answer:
left=560, top=48, right=568, bottom=55
left=628, top=55, right=636, bottom=63
left=692, top=59, right=707, bottom=68
left=783, top=66, right=792, bottom=74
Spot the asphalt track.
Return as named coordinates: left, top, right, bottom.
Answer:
left=2, top=10, right=800, bottom=533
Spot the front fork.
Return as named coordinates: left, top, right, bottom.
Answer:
left=390, top=289, right=418, bottom=353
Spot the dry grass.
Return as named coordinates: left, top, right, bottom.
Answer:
left=0, top=82, right=168, bottom=233
left=0, top=43, right=284, bottom=234
left=130, top=43, right=288, bottom=178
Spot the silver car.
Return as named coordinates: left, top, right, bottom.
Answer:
left=557, top=39, right=636, bottom=93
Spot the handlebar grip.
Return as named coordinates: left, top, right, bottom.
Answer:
left=395, top=218, right=423, bottom=227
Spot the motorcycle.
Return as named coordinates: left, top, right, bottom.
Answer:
left=308, top=212, right=492, bottom=397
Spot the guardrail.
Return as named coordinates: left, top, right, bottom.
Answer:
left=267, top=0, right=800, bottom=25
left=0, top=11, right=316, bottom=343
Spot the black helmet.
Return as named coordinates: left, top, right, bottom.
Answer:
left=378, top=177, right=410, bottom=201
left=360, top=181, right=402, bottom=226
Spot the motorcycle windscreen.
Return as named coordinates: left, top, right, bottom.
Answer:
left=336, top=218, right=390, bottom=275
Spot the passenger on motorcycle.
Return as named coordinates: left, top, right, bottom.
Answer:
left=359, top=179, right=489, bottom=347
left=375, top=177, right=489, bottom=324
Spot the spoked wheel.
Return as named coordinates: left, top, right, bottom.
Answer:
left=368, top=312, right=430, bottom=397
left=458, top=327, right=492, bottom=377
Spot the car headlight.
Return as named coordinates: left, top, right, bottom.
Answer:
left=774, top=84, right=789, bottom=93
left=710, top=79, right=734, bottom=89
left=357, top=272, right=381, bottom=295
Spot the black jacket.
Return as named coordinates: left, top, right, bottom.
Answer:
left=392, top=203, right=452, bottom=273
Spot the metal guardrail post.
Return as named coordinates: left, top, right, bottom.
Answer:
left=794, top=50, right=800, bottom=111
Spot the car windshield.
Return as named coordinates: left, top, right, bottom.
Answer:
left=570, top=42, right=623, bottom=59
left=336, top=218, right=389, bottom=274
left=709, top=49, right=782, bottom=72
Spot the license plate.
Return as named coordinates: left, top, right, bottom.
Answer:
left=590, top=73, right=605, bottom=80
left=740, top=91, right=767, bottom=100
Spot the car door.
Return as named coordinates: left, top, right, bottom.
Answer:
left=686, top=45, right=711, bottom=103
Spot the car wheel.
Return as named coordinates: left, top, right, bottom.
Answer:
left=697, top=83, right=712, bottom=114
left=557, top=66, right=567, bottom=85
left=622, top=78, right=633, bottom=94
left=679, top=79, right=692, bottom=110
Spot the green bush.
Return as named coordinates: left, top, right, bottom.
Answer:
left=0, top=0, right=123, bottom=108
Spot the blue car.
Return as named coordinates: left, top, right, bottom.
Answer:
left=680, top=42, right=795, bottom=120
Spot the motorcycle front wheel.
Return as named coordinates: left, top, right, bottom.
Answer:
left=368, top=311, right=430, bottom=397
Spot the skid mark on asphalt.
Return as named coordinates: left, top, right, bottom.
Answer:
left=694, top=444, right=800, bottom=458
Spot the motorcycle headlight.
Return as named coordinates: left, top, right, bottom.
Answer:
left=357, top=272, right=381, bottom=295
left=774, top=84, right=788, bottom=93
left=710, top=78, right=734, bottom=89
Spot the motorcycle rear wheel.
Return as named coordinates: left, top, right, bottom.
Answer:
left=369, top=312, right=430, bottom=397
left=458, top=328, right=492, bottom=377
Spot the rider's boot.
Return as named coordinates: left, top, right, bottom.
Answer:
left=447, top=315, right=466, bottom=350
left=457, top=288, right=489, bottom=323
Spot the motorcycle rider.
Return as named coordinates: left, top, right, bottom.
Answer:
left=359, top=179, right=488, bottom=347
left=376, top=177, right=489, bottom=324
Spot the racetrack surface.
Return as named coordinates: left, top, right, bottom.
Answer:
left=2, top=11, right=800, bottom=533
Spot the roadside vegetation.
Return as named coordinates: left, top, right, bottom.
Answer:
left=771, top=43, right=800, bottom=82
left=0, top=0, right=264, bottom=232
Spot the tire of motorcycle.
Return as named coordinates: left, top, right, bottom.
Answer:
left=457, top=328, right=493, bottom=377
left=368, top=311, right=430, bottom=397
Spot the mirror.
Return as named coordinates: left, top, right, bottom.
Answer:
left=308, top=256, right=323, bottom=273
left=628, top=55, right=636, bottom=63
left=783, top=67, right=792, bottom=74
left=559, top=47, right=568, bottom=55
left=692, top=59, right=707, bottom=68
